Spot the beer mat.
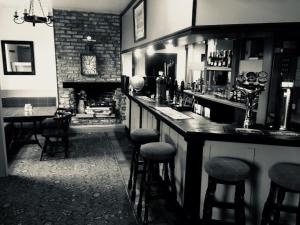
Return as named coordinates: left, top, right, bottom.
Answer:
left=154, top=107, right=191, bottom=120
left=136, top=96, right=156, bottom=102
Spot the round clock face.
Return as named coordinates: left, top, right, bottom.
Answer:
left=82, top=55, right=97, bottom=75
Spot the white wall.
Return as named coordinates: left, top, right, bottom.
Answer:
left=186, top=43, right=206, bottom=85
left=121, top=52, right=133, bottom=77
left=0, top=84, right=7, bottom=177
left=134, top=52, right=146, bottom=77
left=0, top=7, right=57, bottom=98
left=196, top=0, right=300, bottom=25
left=122, top=0, right=193, bottom=51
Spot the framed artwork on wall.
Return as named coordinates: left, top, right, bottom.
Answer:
left=81, top=54, right=97, bottom=75
left=133, top=0, right=146, bottom=42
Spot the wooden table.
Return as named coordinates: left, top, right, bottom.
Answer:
left=2, top=107, right=57, bottom=149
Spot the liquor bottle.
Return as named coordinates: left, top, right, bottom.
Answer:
left=207, top=52, right=212, bottom=66
left=218, top=50, right=223, bottom=67
left=214, top=51, right=218, bottom=67
left=227, top=50, right=233, bottom=68
left=210, top=52, right=214, bottom=66
left=222, top=50, right=228, bottom=67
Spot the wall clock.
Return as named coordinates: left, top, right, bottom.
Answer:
left=81, top=54, right=97, bottom=75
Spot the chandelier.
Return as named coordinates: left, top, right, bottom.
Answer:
left=13, top=0, right=53, bottom=27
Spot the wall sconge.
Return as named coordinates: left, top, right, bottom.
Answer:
left=146, top=45, right=155, bottom=56
left=165, top=40, right=174, bottom=50
left=82, top=36, right=96, bottom=53
left=134, top=49, right=141, bottom=58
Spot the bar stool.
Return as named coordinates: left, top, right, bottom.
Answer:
left=261, top=162, right=300, bottom=225
left=128, top=128, right=160, bottom=201
left=137, top=142, right=177, bottom=225
left=202, top=157, right=251, bottom=225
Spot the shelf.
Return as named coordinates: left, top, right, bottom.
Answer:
left=184, top=90, right=246, bottom=110
left=206, top=66, right=232, bottom=72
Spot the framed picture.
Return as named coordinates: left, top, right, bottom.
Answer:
left=133, top=0, right=146, bottom=42
left=81, top=54, right=97, bottom=75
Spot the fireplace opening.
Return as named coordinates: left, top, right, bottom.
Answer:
left=62, top=81, right=123, bottom=126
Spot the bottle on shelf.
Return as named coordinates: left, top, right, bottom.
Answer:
left=207, top=52, right=212, bottom=66
left=218, top=50, right=223, bottom=67
left=227, top=50, right=233, bottom=68
left=222, top=50, right=228, bottom=67
left=212, top=52, right=218, bottom=66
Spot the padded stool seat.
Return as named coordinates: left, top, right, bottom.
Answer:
left=269, top=162, right=300, bottom=192
left=204, top=157, right=251, bottom=182
left=140, top=142, right=176, bottom=161
left=138, top=141, right=177, bottom=225
left=130, top=128, right=159, bottom=144
left=261, top=162, right=300, bottom=224
left=128, top=128, right=160, bottom=202
left=203, top=157, right=251, bottom=225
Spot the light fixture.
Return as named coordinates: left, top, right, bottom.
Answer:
left=146, top=45, right=155, bottom=56
left=13, top=0, right=53, bottom=27
left=82, top=36, right=96, bottom=42
left=134, top=49, right=141, bottom=58
left=165, top=40, right=174, bottom=50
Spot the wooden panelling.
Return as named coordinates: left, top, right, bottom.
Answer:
left=160, top=121, right=187, bottom=206
left=130, top=100, right=141, bottom=131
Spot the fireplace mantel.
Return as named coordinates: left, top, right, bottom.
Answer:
left=63, top=80, right=121, bottom=89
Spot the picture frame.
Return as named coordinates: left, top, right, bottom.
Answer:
left=1, top=40, right=35, bottom=75
left=133, top=0, right=146, bottom=42
left=81, top=54, right=98, bottom=75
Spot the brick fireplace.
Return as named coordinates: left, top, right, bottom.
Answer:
left=53, top=10, right=124, bottom=125
left=62, top=81, right=124, bottom=126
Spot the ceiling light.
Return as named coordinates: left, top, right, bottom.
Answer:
left=13, top=0, right=53, bottom=27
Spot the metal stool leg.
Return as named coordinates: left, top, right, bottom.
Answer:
left=296, top=195, right=300, bottom=225
left=202, top=176, right=217, bottom=223
left=261, top=182, right=278, bottom=225
left=128, top=145, right=136, bottom=190
left=143, top=162, right=152, bottom=225
left=137, top=159, right=147, bottom=218
left=131, top=146, right=140, bottom=201
left=273, top=188, right=286, bottom=223
left=235, top=181, right=246, bottom=225
left=169, top=159, right=177, bottom=201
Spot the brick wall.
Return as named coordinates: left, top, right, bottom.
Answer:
left=53, top=9, right=121, bottom=108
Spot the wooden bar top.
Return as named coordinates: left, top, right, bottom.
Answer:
left=126, top=93, right=300, bottom=147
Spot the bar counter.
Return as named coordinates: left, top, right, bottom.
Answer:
left=125, top=93, right=300, bottom=225
left=126, top=93, right=300, bottom=146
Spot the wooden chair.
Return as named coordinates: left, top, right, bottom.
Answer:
left=40, top=108, right=73, bottom=160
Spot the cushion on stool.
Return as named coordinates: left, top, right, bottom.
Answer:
left=130, top=129, right=159, bottom=145
left=140, top=142, right=176, bottom=161
left=205, top=157, right=251, bottom=182
left=269, top=163, right=300, bottom=192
